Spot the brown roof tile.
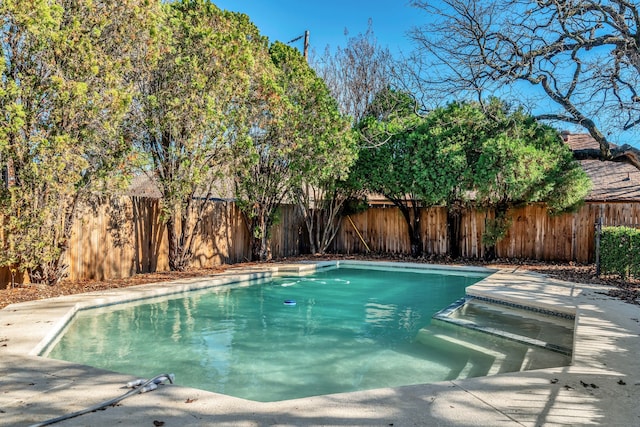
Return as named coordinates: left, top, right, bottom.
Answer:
left=565, top=133, right=640, bottom=202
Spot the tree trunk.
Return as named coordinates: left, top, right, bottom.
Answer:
left=483, top=203, right=509, bottom=262
left=305, top=208, right=318, bottom=255
left=249, top=232, right=263, bottom=261
left=297, top=187, right=347, bottom=256
left=167, top=214, right=184, bottom=271
left=259, top=234, right=270, bottom=261
left=310, top=206, right=343, bottom=255
left=28, top=195, right=78, bottom=285
left=319, top=209, right=343, bottom=255
left=409, top=220, right=423, bottom=258
left=248, top=213, right=272, bottom=262
left=166, top=197, right=205, bottom=271
left=483, top=242, right=496, bottom=262
left=397, top=204, right=423, bottom=258
left=447, top=206, right=462, bottom=259
left=249, top=230, right=270, bottom=261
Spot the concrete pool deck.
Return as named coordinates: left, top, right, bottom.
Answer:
left=1, top=261, right=639, bottom=426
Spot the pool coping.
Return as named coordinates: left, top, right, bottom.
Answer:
left=1, top=261, right=639, bottom=426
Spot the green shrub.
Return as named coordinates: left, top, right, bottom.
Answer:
left=600, top=226, right=640, bottom=280
left=342, top=197, right=369, bottom=216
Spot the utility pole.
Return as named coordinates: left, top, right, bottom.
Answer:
left=288, top=30, right=310, bottom=61
left=303, top=30, right=309, bottom=60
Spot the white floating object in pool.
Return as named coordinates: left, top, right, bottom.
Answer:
left=283, top=300, right=297, bottom=306
left=281, top=281, right=298, bottom=287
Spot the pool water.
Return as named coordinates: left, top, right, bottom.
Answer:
left=449, top=299, right=574, bottom=353
left=45, top=266, right=568, bottom=402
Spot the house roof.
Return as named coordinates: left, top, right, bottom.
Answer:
left=127, top=173, right=235, bottom=200
left=128, top=173, right=163, bottom=198
left=565, top=133, right=640, bottom=202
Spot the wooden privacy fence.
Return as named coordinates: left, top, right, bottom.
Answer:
left=1, top=199, right=639, bottom=288
left=335, top=202, right=640, bottom=263
left=0, top=197, right=307, bottom=287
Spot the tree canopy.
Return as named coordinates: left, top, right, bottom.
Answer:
left=134, top=0, right=265, bottom=270
left=233, top=41, right=355, bottom=260
left=348, top=88, right=425, bottom=256
left=464, top=100, right=591, bottom=258
left=352, top=98, right=591, bottom=258
left=0, top=0, right=159, bottom=283
left=270, top=42, right=356, bottom=255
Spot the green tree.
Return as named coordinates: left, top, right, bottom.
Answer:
left=231, top=40, right=294, bottom=262
left=406, top=99, right=590, bottom=259
left=232, top=42, right=355, bottom=260
left=468, top=101, right=591, bottom=259
left=351, top=98, right=591, bottom=259
left=268, top=42, right=356, bottom=255
left=134, top=1, right=261, bottom=270
left=349, top=88, right=425, bottom=256
left=402, top=102, right=480, bottom=258
left=0, top=0, right=158, bottom=283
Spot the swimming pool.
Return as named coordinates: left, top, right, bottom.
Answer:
left=44, top=263, right=571, bottom=402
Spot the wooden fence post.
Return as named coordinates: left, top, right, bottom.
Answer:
left=595, top=216, right=602, bottom=276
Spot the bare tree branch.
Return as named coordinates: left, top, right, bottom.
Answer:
left=409, top=0, right=640, bottom=169
left=311, top=21, right=394, bottom=124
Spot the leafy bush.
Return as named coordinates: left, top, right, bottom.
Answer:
left=600, top=226, right=640, bottom=280
left=482, top=211, right=512, bottom=247
left=342, top=197, right=369, bottom=216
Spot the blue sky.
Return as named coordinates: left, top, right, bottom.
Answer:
left=212, top=1, right=424, bottom=56
left=212, top=1, right=639, bottom=148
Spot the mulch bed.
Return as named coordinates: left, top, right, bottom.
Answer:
left=1, top=255, right=638, bottom=310
left=0, top=265, right=238, bottom=310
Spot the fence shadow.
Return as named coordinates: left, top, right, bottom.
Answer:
left=131, top=197, right=166, bottom=274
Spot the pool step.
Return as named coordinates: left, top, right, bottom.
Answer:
left=415, top=327, right=510, bottom=378
left=415, top=324, right=571, bottom=378
left=432, top=297, right=574, bottom=356
left=416, top=328, right=508, bottom=377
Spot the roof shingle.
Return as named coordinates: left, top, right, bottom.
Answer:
left=565, top=133, right=640, bottom=201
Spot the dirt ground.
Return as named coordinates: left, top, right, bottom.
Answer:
left=1, top=254, right=638, bottom=310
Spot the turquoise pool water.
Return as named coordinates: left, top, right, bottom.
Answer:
left=46, top=265, right=566, bottom=402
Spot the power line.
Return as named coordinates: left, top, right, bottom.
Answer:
left=287, top=30, right=309, bottom=59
